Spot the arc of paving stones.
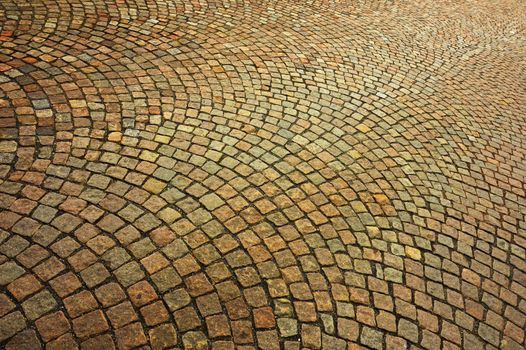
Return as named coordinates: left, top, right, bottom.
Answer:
left=0, top=19, right=200, bottom=350
left=164, top=76, right=526, bottom=350
left=1, top=0, right=526, bottom=348
left=0, top=4, right=281, bottom=349
left=0, top=64, right=56, bottom=176
left=0, top=61, right=178, bottom=349
left=1, top=32, right=388, bottom=348
left=0, top=47, right=354, bottom=350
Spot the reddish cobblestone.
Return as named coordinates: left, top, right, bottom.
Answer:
left=1, top=0, right=526, bottom=349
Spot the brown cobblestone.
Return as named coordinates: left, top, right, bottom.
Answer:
left=72, top=310, right=109, bottom=339
left=0, top=1, right=525, bottom=349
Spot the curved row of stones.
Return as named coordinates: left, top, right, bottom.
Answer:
left=0, top=0, right=525, bottom=349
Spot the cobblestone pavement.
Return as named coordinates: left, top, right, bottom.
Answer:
left=0, top=0, right=525, bottom=349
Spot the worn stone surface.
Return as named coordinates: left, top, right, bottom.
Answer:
left=0, top=0, right=525, bottom=349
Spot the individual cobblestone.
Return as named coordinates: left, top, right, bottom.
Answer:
left=0, top=0, right=526, bottom=349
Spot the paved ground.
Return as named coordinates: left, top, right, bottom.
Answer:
left=0, top=0, right=525, bottom=349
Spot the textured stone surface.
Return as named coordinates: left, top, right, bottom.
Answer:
left=0, top=0, right=525, bottom=349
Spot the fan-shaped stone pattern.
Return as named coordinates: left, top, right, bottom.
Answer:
left=1, top=0, right=525, bottom=349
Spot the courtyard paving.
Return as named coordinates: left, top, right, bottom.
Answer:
left=0, top=0, right=526, bottom=349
